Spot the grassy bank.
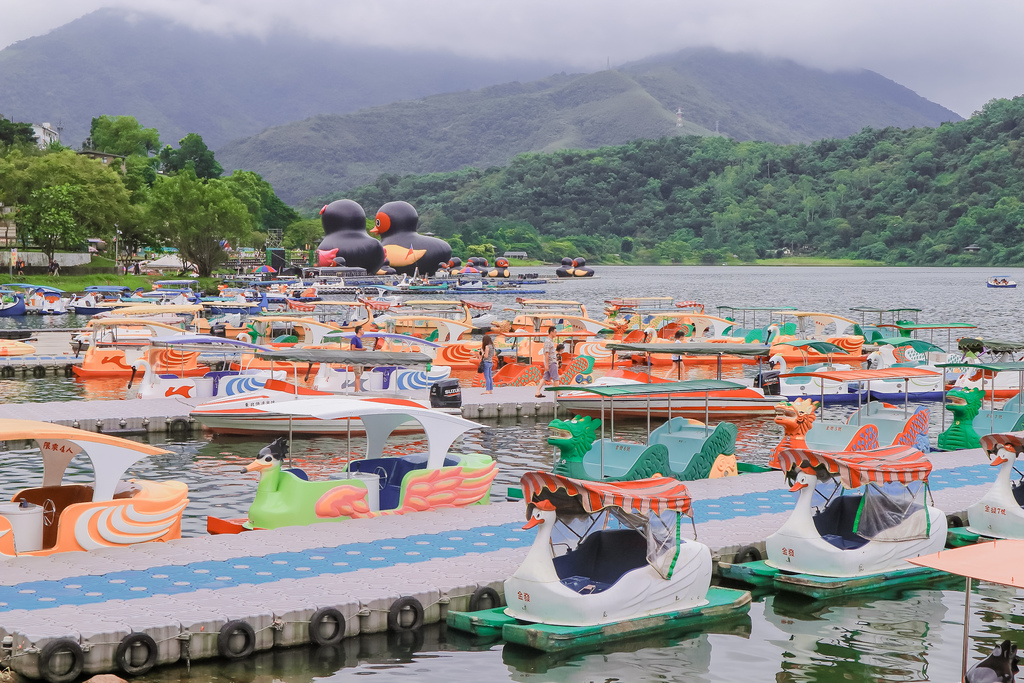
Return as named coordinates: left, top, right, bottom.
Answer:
left=0, top=274, right=223, bottom=294
left=752, top=257, right=884, bottom=267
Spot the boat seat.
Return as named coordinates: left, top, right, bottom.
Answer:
left=348, top=453, right=462, bottom=510
left=552, top=529, right=648, bottom=586
left=559, top=575, right=611, bottom=594
left=284, top=468, right=309, bottom=481
left=812, top=495, right=869, bottom=551
left=1011, top=483, right=1024, bottom=508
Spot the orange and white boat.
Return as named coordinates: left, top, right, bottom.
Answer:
left=768, top=312, right=866, bottom=363
left=0, top=420, right=188, bottom=556
left=0, top=339, right=35, bottom=356
left=375, top=299, right=477, bottom=341
left=72, top=319, right=210, bottom=378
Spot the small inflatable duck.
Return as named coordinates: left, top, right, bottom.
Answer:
left=377, top=257, right=397, bottom=276
left=317, top=199, right=385, bottom=274
left=372, top=201, right=452, bottom=275
left=487, top=257, right=511, bottom=278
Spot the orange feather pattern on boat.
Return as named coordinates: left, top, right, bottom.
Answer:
left=314, top=486, right=374, bottom=519
left=396, top=462, right=498, bottom=512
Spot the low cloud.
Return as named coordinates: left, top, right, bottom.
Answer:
left=4, top=0, right=1023, bottom=116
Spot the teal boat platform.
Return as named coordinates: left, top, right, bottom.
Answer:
left=718, top=559, right=779, bottom=586
left=498, top=587, right=751, bottom=653
left=946, top=525, right=988, bottom=547
left=447, top=606, right=513, bottom=638
left=720, top=560, right=945, bottom=598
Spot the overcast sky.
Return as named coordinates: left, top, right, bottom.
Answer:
left=1, top=0, right=1019, bottom=117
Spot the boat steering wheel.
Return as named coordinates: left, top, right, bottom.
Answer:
left=41, top=499, right=56, bottom=526
left=373, top=466, right=388, bottom=490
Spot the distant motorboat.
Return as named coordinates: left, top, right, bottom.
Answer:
left=987, top=277, right=1017, bottom=288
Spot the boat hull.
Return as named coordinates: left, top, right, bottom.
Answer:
left=493, top=587, right=750, bottom=653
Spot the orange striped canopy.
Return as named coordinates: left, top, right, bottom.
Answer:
left=287, top=299, right=316, bottom=312
left=776, top=445, right=932, bottom=489
left=358, top=298, right=392, bottom=311
left=521, top=471, right=692, bottom=516
left=460, top=300, right=493, bottom=311
left=980, top=431, right=1024, bottom=454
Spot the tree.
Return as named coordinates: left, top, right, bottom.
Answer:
left=83, top=116, right=160, bottom=157
left=0, top=117, right=36, bottom=146
left=0, top=149, right=131, bottom=242
left=146, top=171, right=252, bottom=276
left=159, top=133, right=223, bottom=179
left=17, top=184, right=86, bottom=261
left=221, top=170, right=298, bottom=233
left=283, top=218, right=323, bottom=249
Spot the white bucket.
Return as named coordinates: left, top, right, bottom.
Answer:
left=0, top=501, right=44, bottom=552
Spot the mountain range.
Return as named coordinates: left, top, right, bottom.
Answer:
left=0, top=10, right=962, bottom=206
left=0, top=8, right=561, bottom=150
left=219, top=48, right=962, bottom=205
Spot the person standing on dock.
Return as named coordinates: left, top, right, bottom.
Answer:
left=480, top=333, right=495, bottom=394
left=351, top=325, right=365, bottom=391
left=536, top=327, right=559, bottom=398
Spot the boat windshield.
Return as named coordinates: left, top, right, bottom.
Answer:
left=548, top=506, right=690, bottom=580
left=812, top=479, right=930, bottom=544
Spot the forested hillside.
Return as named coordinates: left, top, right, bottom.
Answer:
left=221, top=48, right=960, bottom=204
left=326, top=96, right=1024, bottom=267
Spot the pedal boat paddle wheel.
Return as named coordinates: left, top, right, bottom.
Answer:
left=949, top=431, right=1024, bottom=545
left=720, top=445, right=946, bottom=598
left=0, top=420, right=188, bottom=556
left=447, top=472, right=750, bottom=653
left=207, top=397, right=497, bottom=533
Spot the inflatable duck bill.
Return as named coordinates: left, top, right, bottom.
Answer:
left=372, top=201, right=452, bottom=275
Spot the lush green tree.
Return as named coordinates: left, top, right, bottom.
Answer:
left=83, top=116, right=160, bottom=157
left=159, top=133, right=223, bottom=179
left=16, top=184, right=85, bottom=261
left=0, top=117, right=36, bottom=147
left=0, top=148, right=131, bottom=244
left=145, top=170, right=252, bottom=276
left=221, top=170, right=298, bottom=234
left=283, top=218, right=323, bottom=249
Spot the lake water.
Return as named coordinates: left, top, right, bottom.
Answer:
left=2, top=266, right=1023, bottom=681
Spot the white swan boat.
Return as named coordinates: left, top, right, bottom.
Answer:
left=720, top=445, right=946, bottom=597
left=447, top=472, right=750, bottom=652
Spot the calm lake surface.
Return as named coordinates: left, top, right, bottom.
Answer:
left=2, top=266, right=1023, bottom=681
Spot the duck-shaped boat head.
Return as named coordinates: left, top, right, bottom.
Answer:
left=512, top=499, right=560, bottom=584
left=372, top=201, right=451, bottom=275
left=967, top=639, right=1020, bottom=683
left=243, top=436, right=288, bottom=483
left=316, top=199, right=385, bottom=274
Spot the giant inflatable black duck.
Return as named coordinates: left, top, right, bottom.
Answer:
left=316, top=199, right=385, bottom=274
left=372, top=201, right=451, bottom=275
left=555, top=256, right=596, bottom=278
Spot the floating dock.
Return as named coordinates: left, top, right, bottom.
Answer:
left=0, top=447, right=997, bottom=680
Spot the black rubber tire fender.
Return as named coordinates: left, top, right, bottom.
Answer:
left=733, top=545, right=763, bottom=564
left=387, top=596, right=425, bottom=633
left=1, top=366, right=14, bottom=378
left=37, top=638, right=84, bottom=683
left=467, top=586, right=501, bottom=612
left=114, top=632, right=159, bottom=676
left=168, top=418, right=191, bottom=436
left=217, top=620, right=256, bottom=660
left=308, top=607, right=345, bottom=646
left=63, top=363, right=74, bottom=378
left=947, top=514, right=964, bottom=529
left=32, top=365, right=46, bottom=378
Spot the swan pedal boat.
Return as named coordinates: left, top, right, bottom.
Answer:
left=191, top=347, right=438, bottom=435
left=861, top=337, right=947, bottom=401
left=720, top=445, right=946, bottom=598
left=207, top=397, right=497, bottom=533
left=0, top=420, right=188, bottom=555
left=766, top=339, right=859, bottom=403
left=446, top=472, right=750, bottom=653
left=948, top=431, right=1024, bottom=546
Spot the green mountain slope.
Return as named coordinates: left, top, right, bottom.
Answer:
left=0, top=8, right=561, bottom=150
left=334, top=95, right=1024, bottom=267
left=220, top=48, right=961, bottom=205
